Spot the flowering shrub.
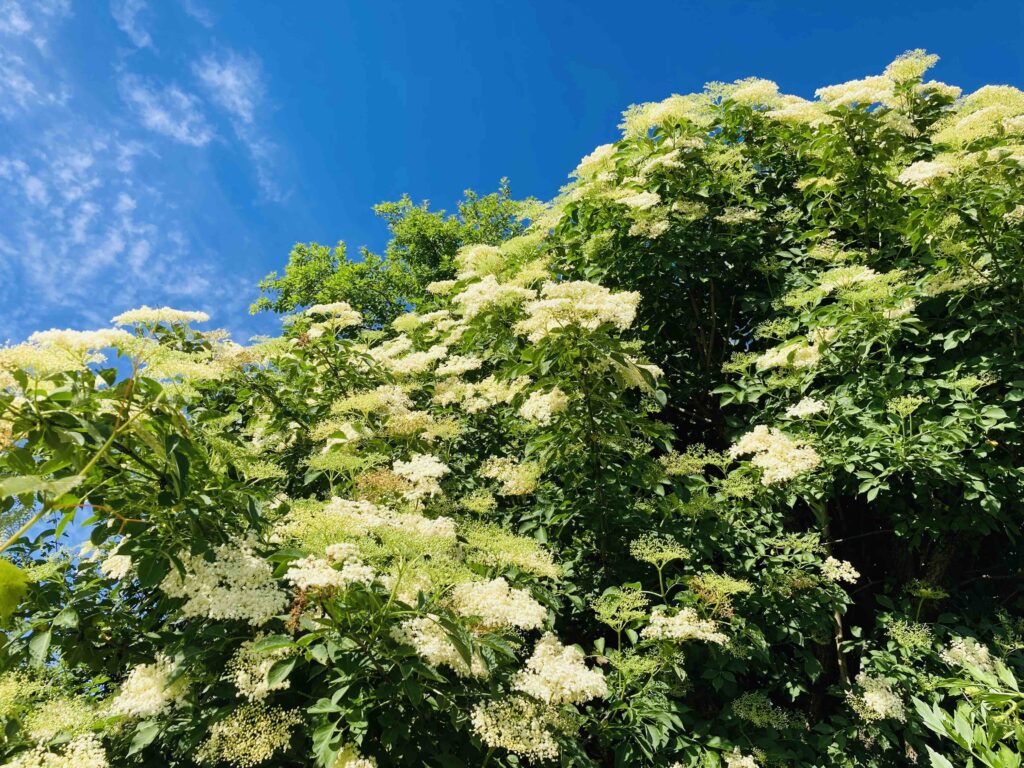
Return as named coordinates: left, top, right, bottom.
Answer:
left=1, top=49, right=1023, bottom=767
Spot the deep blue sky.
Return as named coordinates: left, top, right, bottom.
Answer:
left=1, top=0, right=1021, bottom=343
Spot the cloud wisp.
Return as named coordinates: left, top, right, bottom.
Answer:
left=120, top=74, right=214, bottom=146
left=194, top=48, right=286, bottom=201
left=110, top=0, right=152, bottom=48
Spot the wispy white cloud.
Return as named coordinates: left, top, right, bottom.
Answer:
left=120, top=74, right=214, bottom=146
left=194, top=48, right=286, bottom=201
left=0, top=1, right=70, bottom=115
left=0, top=4, right=281, bottom=342
left=180, top=0, right=213, bottom=28
left=0, top=129, right=254, bottom=340
left=0, top=0, right=32, bottom=35
left=0, top=0, right=69, bottom=45
left=110, top=0, right=152, bottom=48
left=194, top=50, right=262, bottom=123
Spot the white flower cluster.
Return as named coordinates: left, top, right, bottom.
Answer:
left=24, top=696, right=94, bottom=742
left=815, top=75, right=893, bottom=108
left=111, top=306, right=209, bottom=326
left=196, top=703, right=302, bottom=768
left=941, top=637, right=995, bottom=673
left=318, top=498, right=458, bottom=543
left=6, top=735, right=109, bottom=768
left=848, top=673, right=906, bottom=722
left=160, top=540, right=288, bottom=626
left=435, top=354, right=483, bottom=377
left=433, top=375, right=530, bottom=413
left=641, top=607, right=728, bottom=645
left=766, top=96, right=831, bottom=126
left=515, top=281, right=640, bottom=342
left=898, top=159, right=955, bottom=188
left=426, top=279, right=458, bottom=295
left=99, top=552, right=133, bottom=580
left=729, top=77, right=781, bottom=106
left=390, top=615, right=487, bottom=678
left=518, top=388, right=569, bottom=425
left=385, top=344, right=449, bottom=376
left=450, top=578, right=547, bottom=630
left=109, top=655, right=188, bottom=718
left=470, top=696, right=561, bottom=762
left=455, top=243, right=503, bottom=278
left=392, top=453, right=451, bottom=500
left=817, top=265, right=879, bottom=294
left=513, top=633, right=608, bottom=705
left=934, top=84, right=1024, bottom=146
left=755, top=341, right=821, bottom=372
left=822, top=556, right=860, bottom=584
left=729, top=425, right=821, bottom=485
left=572, top=142, right=616, bottom=179
left=305, top=301, right=363, bottom=327
left=785, top=397, right=827, bottom=419
left=452, top=275, right=536, bottom=318
left=27, top=328, right=133, bottom=353
left=610, top=189, right=662, bottom=210
left=284, top=554, right=374, bottom=592
left=480, top=456, right=542, bottom=496
left=226, top=634, right=293, bottom=701
left=724, top=750, right=760, bottom=768
left=332, top=744, right=378, bottom=768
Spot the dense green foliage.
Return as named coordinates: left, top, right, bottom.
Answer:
left=251, top=181, right=530, bottom=328
left=1, top=50, right=1023, bottom=768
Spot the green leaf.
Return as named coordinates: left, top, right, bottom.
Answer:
left=0, top=560, right=29, bottom=620
left=0, top=474, right=83, bottom=499
left=254, top=634, right=296, bottom=653
left=925, top=746, right=955, bottom=768
left=128, top=720, right=161, bottom=755
left=267, top=657, right=296, bottom=687
left=29, top=629, right=51, bottom=666
left=52, top=606, right=79, bottom=628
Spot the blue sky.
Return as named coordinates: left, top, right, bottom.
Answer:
left=1, top=0, right=1021, bottom=344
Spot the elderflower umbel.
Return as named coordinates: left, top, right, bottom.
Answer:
left=785, top=398, right=827, bottom=419
left=226, top=634, right=293, bottom=701
left=822, top=557, right=860, bottom=584
left=755, top=341, right=821, bottom=372
left=480, top=456, right=542, bottom=496
left=515, top=281, right=640, bottom=342
left=452, top=275, right=536, bottom=318
left=197, top=703, right=302, bottom=768
left=641, top=607, right=728, bottom=645
left=728, top=425, right=821, bottom=485
left=629, top=533, right=690, bottom=568
left=304, top=301, right=362, bottom=327
left=392, top=454, right=451, bottom=500
left=471, top=696, right=563, bottom=762
left=390, top=615, right=488, bottom=678
left=518, top=387, right=569, bottom=425
left=111, top=306, right=209, bottom=326
left=898, top=159, right=955, bottom=187
left=160, top=539, right=288, bottom=626
left=109, top=655, right=187, bottom=718
left=24, top=696, right=94, bottom=742
left=450, top=577, right=547, bottom=630
left=284, top=555, right=374, bottom=592
left=724, top=750, right=760, bottom=768
left=461, top=522, right=560, bottom=579
left=435, top=354, right=483, bottom=377
left=513, top=633, right=608, bottom=705
left=6, top=735, right=109, bottom=768
left=941, top=637, right=995, bottom=673
left=333, top=744, right=377, bottom=768
left=99, top=552, right=133, bottom=580
left=848, top=673, right=906, bottom=722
